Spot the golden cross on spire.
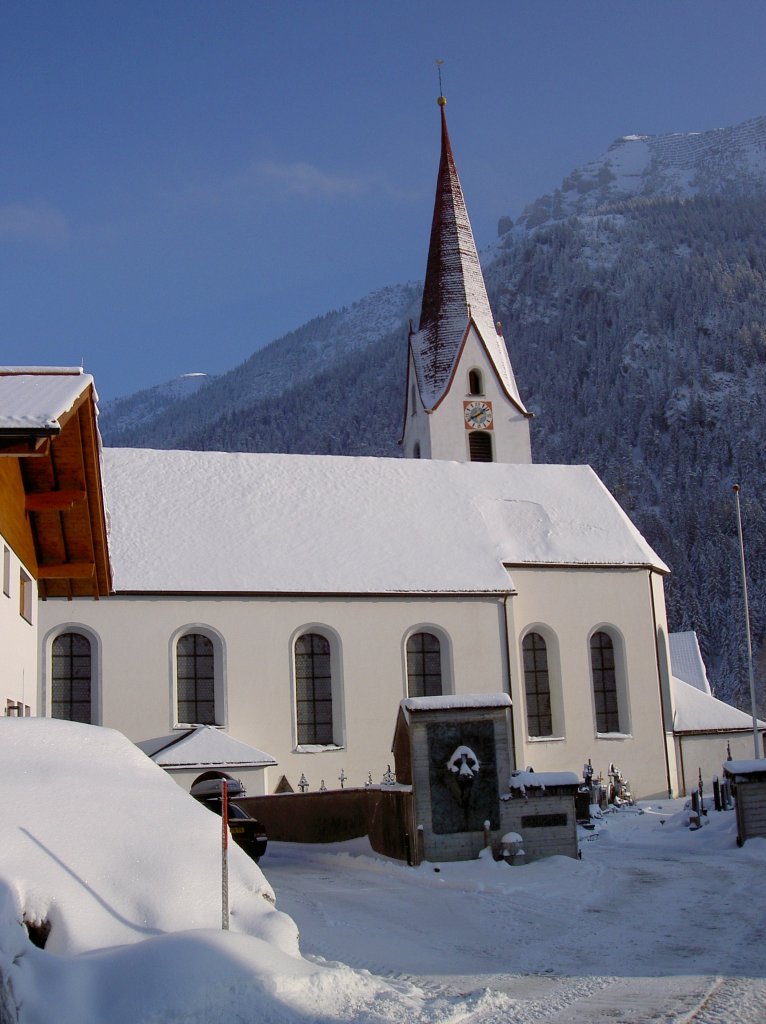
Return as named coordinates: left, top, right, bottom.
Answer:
left=436, top=59, right=446, bottom=105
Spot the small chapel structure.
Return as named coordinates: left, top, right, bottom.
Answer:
left=26, top=98, right=690, bottom=801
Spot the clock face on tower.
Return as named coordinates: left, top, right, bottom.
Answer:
left=463, top=399, right=493, bottom=430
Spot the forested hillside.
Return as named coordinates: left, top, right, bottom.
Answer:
left=490, top=195, right=766, bottom=711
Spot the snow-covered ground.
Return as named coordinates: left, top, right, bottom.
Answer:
left=2, top=719, right=765, bottom=1023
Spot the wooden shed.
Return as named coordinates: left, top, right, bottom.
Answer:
left=723, top=760, right=766, bottom=846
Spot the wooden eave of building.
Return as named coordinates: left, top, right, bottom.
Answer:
left=7, top=384, right=112, bottom=599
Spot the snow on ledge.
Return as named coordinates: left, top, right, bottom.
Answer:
left=724, top=759, right=766, bottom=777
left=508, top=769, right=580, bottom=792
left=402, top=693, right=512, bottom=713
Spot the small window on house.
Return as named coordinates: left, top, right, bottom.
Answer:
left=52, top=632, right=92, bottom=723
left=19, top=569, right=33, bottom=623
left=523, top=632, right=552, bottom=737
left=468, top=369, right=483, bottom=395
left=295, top=633, right=334, bottom=745
left=406, top=632, right=442, bottom=697
left=590, top=631, right=620, bottom=733
left=5, top=700, right=20, bottom=717
left=3, top=546, right=10, bottom=597
left=468, top=431, right=493, bottom=463
left=177, top=633, right=216, bottom=725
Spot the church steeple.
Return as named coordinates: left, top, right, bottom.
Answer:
left=403, top=98, right=532, bottom=464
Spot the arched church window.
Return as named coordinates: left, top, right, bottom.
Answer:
left=523, top=632, right=552, bottom=737
left=468, top=369, right=483, bottom=395
left=413, top=442, right=421, bottom=459
left=295, top=632, right=334, bottom=744
left=406, top=632, right=442, bottom=697
left=177, top=633, right=216, bottom=725
left=590, top=631, right=620, bottom=733
left=468, top=431, right=493, bottom=463
left=52, top=632, right=92, bottom=723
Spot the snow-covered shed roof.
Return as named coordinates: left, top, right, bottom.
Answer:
left=402, top=694, right=512, bottom=714
left=102, top=448, right=668, bottom=594
left=671, top=676, right=765, bottom=734
left=0, top=367, right=94, bottom=433
left=723, top=759, right=766, bottom=778
left=409, top=100, right=527, bottom=413
left=669, top=631, right=711, bottom=694
left=143, top=726, right=277, bottom=770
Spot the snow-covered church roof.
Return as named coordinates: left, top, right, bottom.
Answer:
left=669, top=631, right=711, bottom=694
left=671, top=676, right=765, bottom=734
left=103, top=447, right=667, bottom=594
left=408, top=99, right=527, bottom=413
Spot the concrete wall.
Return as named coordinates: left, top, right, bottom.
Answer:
left=674, top=732, right=765, bottom=796
left=498, top=792, right=578, bottom=862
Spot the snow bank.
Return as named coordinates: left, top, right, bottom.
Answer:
left=0, top=719, right=308, bottom=1022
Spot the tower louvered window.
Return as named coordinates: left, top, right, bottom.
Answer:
left=468, top=431, right=493, bottom=462
left=295, top=633, right=333, bottom=744
left=52, top=632, right=92, bottom=723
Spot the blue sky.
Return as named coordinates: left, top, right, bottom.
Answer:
left=3, top=1, right=766, bottom=400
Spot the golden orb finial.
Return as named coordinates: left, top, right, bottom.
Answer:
left=438, top=95, right=447, bottom=107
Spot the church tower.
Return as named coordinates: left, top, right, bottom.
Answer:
left=402, top=97, right=532, bottom=463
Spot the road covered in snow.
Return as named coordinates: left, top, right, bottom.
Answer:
left=263, top=803, right=766, bottom=1024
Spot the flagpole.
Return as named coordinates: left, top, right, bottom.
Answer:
left=733, top=484, right=760, bottom=758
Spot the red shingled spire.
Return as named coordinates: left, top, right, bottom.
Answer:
left=409, top=98, right=526, bottom=413
left=418, top=96, right=494, bottom=339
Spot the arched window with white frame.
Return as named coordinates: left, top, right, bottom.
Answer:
left=175, top=629, right=225, bottom=727
left=590, top=629, right=626, bottom=734
left=294, top=632, right=334, bottom=745
left=51, top=631, right=92, bottom=723
left=522, top=632, right=552, bottom=737
left=406, top=631, right=442, bottom=698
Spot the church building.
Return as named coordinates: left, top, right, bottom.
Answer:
left=32, top=99, right=681, bottom=801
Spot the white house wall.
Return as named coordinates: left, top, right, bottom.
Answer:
left=39, top=593, right=510, bottom=792
left=506, top=565, right=672, bottom=800
left=1, top=532, right=37, bottom=715
left=674, top=732, right=765, bottom=797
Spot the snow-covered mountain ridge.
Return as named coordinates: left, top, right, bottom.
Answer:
left=515, top=115, right=766, bottom=230
left=100, top=283, right=419, bottom=447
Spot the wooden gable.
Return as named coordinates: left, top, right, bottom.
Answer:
left=0, top=378, right=111, bottom=599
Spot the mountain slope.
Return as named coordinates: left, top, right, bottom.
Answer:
left=515, top=114, right=766, bottom=230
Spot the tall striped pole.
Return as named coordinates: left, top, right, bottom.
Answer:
left=733, top=484, right=760, bottom=758
left=221, top=779, right=230, bottom=929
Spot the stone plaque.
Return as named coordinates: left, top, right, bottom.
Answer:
left=426, top=720, right=499, bottom=834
